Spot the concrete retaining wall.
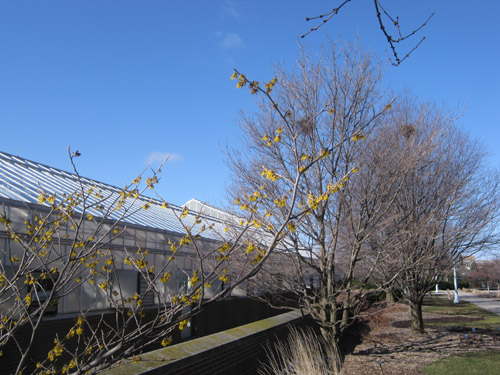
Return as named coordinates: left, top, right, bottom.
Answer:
left=0, top=297, right=282, bottom=375
left=103, top=310, right=307, bottom=375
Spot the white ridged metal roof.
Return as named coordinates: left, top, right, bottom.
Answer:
left=0, top=151, right=224, bottom=238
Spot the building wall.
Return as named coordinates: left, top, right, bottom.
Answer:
left=0, top=200, right=221, bottom=316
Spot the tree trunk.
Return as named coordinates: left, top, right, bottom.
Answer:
left=385, top=289, right=395, bottom=303
left=327, top=338, right=342, bottom=375
left=409, top=299, right=425, bottom=333
left=340, top=304, right=350, bottom=333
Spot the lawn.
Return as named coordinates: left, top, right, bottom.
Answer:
left=422, top=296, right=500, bottom=330
left=420, top=297, right=500, bottom=375
left=422, top=351, right=500, bottom=375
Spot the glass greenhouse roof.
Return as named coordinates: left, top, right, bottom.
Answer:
left=0, top=151, right=225, bottom=238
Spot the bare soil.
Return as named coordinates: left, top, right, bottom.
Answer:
left=340, top=303, right=500, bottom=375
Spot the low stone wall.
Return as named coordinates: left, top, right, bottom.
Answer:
left=103, top=310, right=307, bottom=375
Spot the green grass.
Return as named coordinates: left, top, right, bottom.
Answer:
left=422, top=297, right=500, bottom=330
left=422, top=351, right=500, bottom=375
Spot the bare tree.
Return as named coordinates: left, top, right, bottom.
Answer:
left=227, top=42, right=393, bottom=368
left=467, top=258, right=500, bottom=291
left=368, top=97, right=500, bottom=333
left=302, top=0, right=434, bottom=66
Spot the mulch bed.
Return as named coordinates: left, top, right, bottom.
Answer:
left=340, top=303, right=500, bottom=375
left=391, top=316, right=481, bottom=329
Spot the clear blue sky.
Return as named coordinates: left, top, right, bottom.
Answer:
left=1, top=1, right=499, bottom=206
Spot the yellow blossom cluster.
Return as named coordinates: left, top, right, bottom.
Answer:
left=246, top=241, right=256, bottom=254
left=264, top=77, right=277, bottom=93
left=251, top=250, right=266, bottom=265
left=351, top=133, right=366, bottom=141
left=178, top=319, right=189, bottom=330
left=160, top=272, right=172, bottom=283
left=273, top=195, right=288, bottom=208
left=261, top=167, right=280, bottom=181
left=161, top=336, right=173, bottom=347
left=262, top=126, right=283, bottom=147
left=47, top=340, right=64, bottom=362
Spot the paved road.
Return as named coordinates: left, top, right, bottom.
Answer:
left=457, top=292, right=500, bottom=316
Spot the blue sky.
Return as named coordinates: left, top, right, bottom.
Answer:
left=1, top=1, right=499, bottom=206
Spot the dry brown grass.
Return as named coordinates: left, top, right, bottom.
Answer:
left=259, top=327, right=341, bottom=375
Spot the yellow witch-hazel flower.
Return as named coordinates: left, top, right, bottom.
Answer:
left=179, top=236, right=191, bottom=246
left=160, top=272, right=172, bottom=283
left=307, top=192, right=323, bottom=210
left=327, top=181, right=343, bottom=194
left=264, top=77, right=277, bottom=93
left=246, top=241, right=256, bottom=254
left=217, top=242, right=231, bottom=253
left=180, top=207, right=189, bottom=218
left=161, top=336, right=173, bottom=347
left=352, top=133, right=366, bottom=141
left=251, top=219, right=262, bottom=228
left=236, top=74, right=247, bottom=88
left=37, top=193, right=46, bottom=204
left=251, top=250, right=266, bottom=265
left=178, top=319, right=189, bottom=330
left=318, top=148, right=331, bottom=160
left=190, top=271, right=200, bottom=285
left=146, top=176, right=158, bottom=189
left=261, top=167, right=280, bottom=182
left=274, top=196, right=287, bottom=208
left=249, top=81, right=259, bottom=94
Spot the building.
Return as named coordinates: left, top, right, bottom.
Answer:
left=0, top=151, right=227, bottom=317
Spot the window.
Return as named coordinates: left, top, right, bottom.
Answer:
left=137, top=272, right=155, bottom=306
left=27, top=270, right=59, bottom=315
